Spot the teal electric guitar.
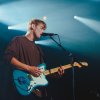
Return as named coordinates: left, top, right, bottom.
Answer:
left=13, top=62, right=88, bottom=96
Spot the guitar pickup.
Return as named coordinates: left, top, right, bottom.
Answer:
left=27, top=74, right=33, bottom=80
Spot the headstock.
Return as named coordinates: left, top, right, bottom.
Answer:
left=73, top=62, right=88, bottom=68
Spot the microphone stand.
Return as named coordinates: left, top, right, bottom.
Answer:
left=49, top=35, right=75, bottom=100
left=49, top=35, right=73, bottom=61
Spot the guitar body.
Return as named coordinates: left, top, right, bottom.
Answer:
left=13, top=63, right=48, bottom=95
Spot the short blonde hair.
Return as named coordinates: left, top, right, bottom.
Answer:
left=29, top=19, right=46, bottom=30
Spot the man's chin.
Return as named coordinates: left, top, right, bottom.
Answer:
left=36, top=35, right=41, bottom=39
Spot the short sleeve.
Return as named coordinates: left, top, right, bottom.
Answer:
left=4, top=37, right=19, bottom=63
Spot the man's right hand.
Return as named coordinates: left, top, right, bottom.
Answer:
left=28, top=66, right=42, bottom=77
left=11, top=57, right=42, bottom=77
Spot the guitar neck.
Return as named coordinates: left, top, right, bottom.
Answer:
left=43, top=64, right=72, bottom=76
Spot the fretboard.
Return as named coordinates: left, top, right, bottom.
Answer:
left=43, top=64, right=72, bottom=76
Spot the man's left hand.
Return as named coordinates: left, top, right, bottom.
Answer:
left=58, top=66, right=64, bottom=76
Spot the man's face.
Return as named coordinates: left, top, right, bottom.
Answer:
left=34, top=23, right=45, bottom=39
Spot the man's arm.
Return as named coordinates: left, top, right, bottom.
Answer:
left=11, top=57, right=42, bottom=77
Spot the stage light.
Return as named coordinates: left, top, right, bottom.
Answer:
left=74, top=16, right=100, bottom=33
left=8, top=26, right=12, bottom=30
left=74, top=16, right=77, bottom=19
left=42, top=16, right=47, bottom=21
left=8, top=22, right=27, bottom=31
left=35, top=39, right=53, bottom=46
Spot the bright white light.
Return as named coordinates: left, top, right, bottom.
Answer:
left=35, top=39, right=53, bottom=46
left=8, top=22, right=28, bottom=31
left=74, top=16, right=100, bottom=33
left=42, top=16, right=47, bottom=21
left=74, top=16, right=77, bottom=19
left=8, top=26, right=12, bottom=29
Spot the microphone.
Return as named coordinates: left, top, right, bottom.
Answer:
left=42, top=33, right=58, bottom=36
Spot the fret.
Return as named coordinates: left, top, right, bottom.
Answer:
left=62, top=64, right=72, bottom=70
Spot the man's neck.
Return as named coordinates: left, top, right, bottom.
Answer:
left=25, top=31, right=34, bottom=41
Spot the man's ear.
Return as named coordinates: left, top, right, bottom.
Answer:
left=31, top=24, right=36, bottom=30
